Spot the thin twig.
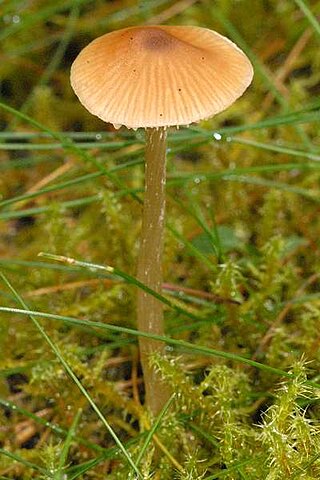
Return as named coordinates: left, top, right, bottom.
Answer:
left=262, top=28, right=312, bottom=110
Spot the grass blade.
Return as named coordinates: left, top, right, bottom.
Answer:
left=0, top=397, right=105, bottom=454
left=1, top=304, right=319, bottom=386
left=136, top=393, right=176, bottom=466
left=38, top=253, right=212, bottom=323
left=55, top=409, right=82, bottom=480
left=0, top=448, right=46, bottom=474
left=294, top=0, right=320, bottom=38
left=0, top=272, right=143, bottom=479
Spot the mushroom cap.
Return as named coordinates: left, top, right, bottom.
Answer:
left=70, top=25, right=253, bottom=130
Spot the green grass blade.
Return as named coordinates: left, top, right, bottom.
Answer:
left=1, top=304, right=318, bottom=386
left=186, top=422, right=219, bottom=448
left=38, top=253, right=212, bottom=323
left=215, top=109, right=320, bottom=135
left=0, top=173, right=101, bottom=209
left=167, top=223, right=217, bottom=273
left=174, top=191, right=223, bottom=262
left=0, top=140, right=138, bottom=150
left=96, top=0, right=169, bottom=28
left=0, top=102, right=142, bottom=204
left=0, top=448, right=46, bottom=474
left=0, top=158, right=142, bottom=210
left=213, top=8, right=314, bottom=150
left=294, top=0, right=320, bottom=37
left=0, top=157, right=59, bottom=171
left=39, top=5, right=79, bottom=86
left=0, top=0, right=87, bottom=42
left=231, top=137, right=320, bottom=162
left=0, top=258, right=225, bottom=313
left=55, top=409, right=82, bottom=480
left=168, top=162, right=320, bottom=185
left=0, top=195, right=100, bottom=221
left=225, top=175, right=319, bottom=202
left=0, top=397, right=105, bottom=454
left=12, top=5, right=79, bottom=126
left=0, top=273, right=143, bottom=479
left=136, top=393, right=176, bottom=467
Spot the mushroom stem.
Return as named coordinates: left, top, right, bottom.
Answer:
left=137, top=127, right=170, bottom=415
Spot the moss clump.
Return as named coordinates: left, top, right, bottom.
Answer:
left=1, top=0, right=320, bottom=478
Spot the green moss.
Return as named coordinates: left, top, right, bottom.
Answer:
left=1, top=0, right=320, bottom=478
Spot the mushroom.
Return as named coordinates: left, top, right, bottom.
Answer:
left=70, top=25, right=253, bottom=415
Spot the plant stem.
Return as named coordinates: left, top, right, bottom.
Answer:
left=137, top=127, right=170, bottom=416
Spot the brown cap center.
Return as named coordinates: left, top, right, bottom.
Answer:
left=132, top=28, right=173, bottom=51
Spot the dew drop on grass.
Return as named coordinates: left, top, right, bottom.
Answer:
left=213, top=132, right=222, bottom=141
left=95, top=133, right=102, bottom=140
left=290, top=169, right=300, bottom=177
left=136, top=131, right=144, bottom=141
left=194, top=175, right=205, bottom=184
left=264, top=299, right=275, bottom=312
left=3, top=14, right=21, bottom=23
